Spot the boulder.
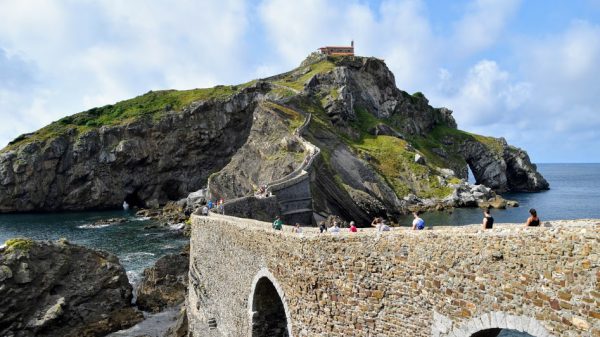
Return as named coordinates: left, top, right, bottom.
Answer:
left=415, top=154, right=426, bottom=165
left=136, top=245, right=189, bottom=313
left=368, top=123, right=405, bottom=139
left=0, top=238, right=142, bottom=337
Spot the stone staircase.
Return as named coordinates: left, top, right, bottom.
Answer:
left=206, top=100, right=320, bottom=225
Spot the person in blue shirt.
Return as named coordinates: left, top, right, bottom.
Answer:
left=412, top=211, right=425, bottom=230
left=207, top=200, right=213, bottom=209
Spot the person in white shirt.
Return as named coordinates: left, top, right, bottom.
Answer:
left=292, top=223, right=303, bottom=234
left=328, top=222, right=341, bottom=234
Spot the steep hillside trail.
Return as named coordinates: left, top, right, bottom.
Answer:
left=208, top=100, right=321, bottom=224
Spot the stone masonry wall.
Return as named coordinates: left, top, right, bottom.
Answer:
left=188, top=215, right=599, bottom=337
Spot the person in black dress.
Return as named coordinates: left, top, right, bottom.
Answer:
left=525, top=208, right=541, bottom=227
left=482, top=208, right=494, bottom=229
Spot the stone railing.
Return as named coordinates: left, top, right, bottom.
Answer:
left=189, top=215, right=600, bottom=337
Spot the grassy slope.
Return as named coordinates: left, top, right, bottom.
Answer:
left=3, top=82, right=255, bottom=152
left=274, top=60, right=335, bottom=91
left=348, top=108, right=454, bottom=198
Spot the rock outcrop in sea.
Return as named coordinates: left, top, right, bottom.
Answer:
left=136, top=244, right=189, bottom=313
left=0, top=53, right=549, bottom=222
left=0, top=238, right=142, bottom=337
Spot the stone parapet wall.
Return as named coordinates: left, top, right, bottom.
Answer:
left=188, top=215, right=599, bottom=337
left=203, top=195, right=279, bottom=223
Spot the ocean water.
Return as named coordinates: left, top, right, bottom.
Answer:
left=0, top=210, right=188, bottom=285
left=397, top=163, right=600, bottom=226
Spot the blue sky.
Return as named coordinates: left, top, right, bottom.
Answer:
left=1, top=0, right=599, bottom=163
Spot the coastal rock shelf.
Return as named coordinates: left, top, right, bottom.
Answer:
left=188, top=214, right=599, bottom=337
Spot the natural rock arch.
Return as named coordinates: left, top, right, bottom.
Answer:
left=247, top=268, right=293, bottom=337
left=434, top=311, right=554, bottom=337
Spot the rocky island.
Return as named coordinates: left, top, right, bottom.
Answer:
left=0, top=53, right=548, bottom=225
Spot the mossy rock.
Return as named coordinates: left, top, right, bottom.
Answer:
left=3, top=238, right=34, bottom=254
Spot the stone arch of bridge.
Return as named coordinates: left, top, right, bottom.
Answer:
left=440, top=312, right=553, bottom=337
left=247, top=268, right=293, bottom=337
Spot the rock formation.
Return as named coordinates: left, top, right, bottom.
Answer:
left=136, top=245, right=189, bottom=313
left=0, top=238, right=142, bottom=337
left=0, top=82, right=270, bottom=212
left=0, top=53, right=548, bottom=221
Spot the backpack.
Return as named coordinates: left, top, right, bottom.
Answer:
left=417, top=218, right=425, bottom=230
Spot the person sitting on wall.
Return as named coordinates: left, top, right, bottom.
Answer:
left=349, top=221, right=358, bottom=233
left=371, top=217, right=390, bottom=231
left=328, top=222, right=341, bottom=234
left=292, top=223, right=303, bottom=234
left=379, top=220, right=391, bottom=231
left=371, top=217, right=382, bottom=229
left=525, top=208, right=541, bottom=227
left=319, top=222, right=327, bottom=233
left=482, top=207, right=494, bottom=229
left=272, top=215, right=284, bottom=230
left=412, top=211, right=425, bottom=230
left=201, top=205, right=209, bottom=216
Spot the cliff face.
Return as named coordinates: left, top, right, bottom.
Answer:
left=0, top=83, right=269, bottom=212
left=0, top=54, right=548, bottom=216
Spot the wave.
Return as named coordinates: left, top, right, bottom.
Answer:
left=131, top=216, right=152, bottom=221
left=77, top=223, right=111, bottom=229
left=126, top=270, right=143, bottom=288
left=122, top=252, right=156, bottom=260
left=168, top=223, right=185, bottom=230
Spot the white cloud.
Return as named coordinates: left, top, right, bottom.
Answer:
left=0, top=0, right=251, bottom=147
left=432, top=60, right=531, bottom=129
left=452, top=0, right=521, bottom=56
left=0, top=1, right=598, bottom=162
left=259, top=0, right=437, bottom=90
left=431, top=20, right=600, bottom=162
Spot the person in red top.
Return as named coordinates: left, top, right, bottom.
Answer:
left=349, top=221, right=357, bottom=232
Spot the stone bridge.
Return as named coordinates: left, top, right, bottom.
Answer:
left=188, top=214, right=599, bottom=337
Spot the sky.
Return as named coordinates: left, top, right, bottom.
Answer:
left=1, top=0, right=599, bottom=163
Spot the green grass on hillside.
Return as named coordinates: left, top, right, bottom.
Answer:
left=274, top=60, right=335, bottom=91
left=5, top=83, right=254, bottom=151
left=347, top=108, right=453, bottom=198
left=263, top=102, right=305, bottom=132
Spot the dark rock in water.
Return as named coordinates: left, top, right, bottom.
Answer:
left=136, top=245, right=189, bottom=313
left=164, top=305, right=188, bottom=337
left=459, top=138, right=549, bottom=193
left=0, top=238, right=143, bottom=337
left=92, top=217, right=129, bottom=226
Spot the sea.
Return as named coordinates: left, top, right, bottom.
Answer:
left=397, top=163, right=600, bottom=227
left=0, top=210, right=188, bottom=287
